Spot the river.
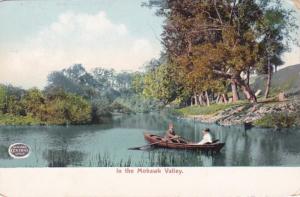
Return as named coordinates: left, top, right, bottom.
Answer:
left=1, top=112, right=300, bottom=167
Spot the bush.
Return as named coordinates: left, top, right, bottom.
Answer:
left=0, top=114, right=44, bottom=125
left=254, top=113, right=298, bottom=128
left=45, top=93, right=92, bottom=125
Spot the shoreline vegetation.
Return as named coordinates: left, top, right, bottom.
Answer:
left=1, top=64, right=300, bottom=128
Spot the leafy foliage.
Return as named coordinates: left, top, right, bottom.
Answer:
left=254, top=113, right=298, bottom=128
left=143, top=0, right=297, bottom=103
left=44, top=91, right=92, bottom=125
left=142, top=63, right=176, bottom=103
left=0, top=84, right=92, bottom=125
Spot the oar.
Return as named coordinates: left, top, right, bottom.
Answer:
left=128, top=135, right=180, bottom=150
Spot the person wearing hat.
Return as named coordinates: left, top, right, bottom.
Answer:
left=197, top=128, right=212, bottom=145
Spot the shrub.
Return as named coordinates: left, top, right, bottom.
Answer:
left=254, top=113, right=298, bottom=128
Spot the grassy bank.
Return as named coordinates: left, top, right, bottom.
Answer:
left=173, top=101, right=300, bottom=129
left=174, top=102, right=243, bottom=116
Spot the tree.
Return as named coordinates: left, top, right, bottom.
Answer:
left=144, top=0, right=259, bottom=102
left=143, top=63, right=176, bottom=103
left=46, top=71, right=86, bottom=96
left=46, top=64, right=98, bottom=99
left=92, top=67, right=116, bottom=90
left=144, top=0, right=297, bottom=103
left=131, top=72, right=145, bottom=94
left=115, top=72, right=134, bottom=94
left=256, top=4, right=297, bottom=98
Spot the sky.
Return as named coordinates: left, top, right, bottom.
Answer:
left=0, top=0, right=299, bottom=89
left=0, top=0, right=163, bottom=88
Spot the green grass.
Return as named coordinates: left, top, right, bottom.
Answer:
left=269, top=75, right=299, bottom=97
left=174, top=102, right=244, bottom=116
left=253, top=113, right=298, bottom=128
left=0, top=114, right=45, bottom=126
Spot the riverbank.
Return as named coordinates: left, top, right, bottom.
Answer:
left=0, top=114, right=46, bottom=126
left=0, top=114, right=114, bottom=126
left=174, top=100, right=300, bottom=128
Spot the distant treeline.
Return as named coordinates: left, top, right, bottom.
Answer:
left=0, top=64, right=164, bottom=125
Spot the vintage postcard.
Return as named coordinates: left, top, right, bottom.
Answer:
left=0, top=0, right=300, bottom=196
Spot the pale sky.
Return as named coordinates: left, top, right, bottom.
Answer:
left=0, top=0, right=163, bottom=88
left=0, top=0, right=299, bottom=89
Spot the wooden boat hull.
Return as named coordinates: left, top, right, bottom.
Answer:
left=144, top=133, right=225, bottom=152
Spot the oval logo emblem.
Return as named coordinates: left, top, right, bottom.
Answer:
left=8, top=143, right=30, bottom=159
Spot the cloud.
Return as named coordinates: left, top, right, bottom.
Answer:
left=282, top=45, right=300, bottom=68
left=0, top=11, right=160, bottom=89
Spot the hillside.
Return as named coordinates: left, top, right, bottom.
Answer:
left=252, top=64, right=300, bottom=97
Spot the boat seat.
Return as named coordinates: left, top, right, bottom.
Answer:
left=204, top=139, right=219, bottom=145
left=178, top=139, right=187, bottom=144
left=169, top=139, right=188, bottom=144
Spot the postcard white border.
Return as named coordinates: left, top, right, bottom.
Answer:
left=0, top=167, right=300, bottom=197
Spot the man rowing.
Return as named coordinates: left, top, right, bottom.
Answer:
left=165, top=123, right=179, bottom=139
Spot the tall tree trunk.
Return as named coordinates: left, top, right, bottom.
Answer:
left=199, top=93, right=204, bottom=105
left=234, top=75, right=257, bottom=102
left=190, top=96, right=193, bottom=106
left=205, top=91, right=210, bottom=106
left=202, top=92, right=207, bottom=105
left=222, top=93, right=228, bottom=104
left=194, top=93, right=199, bottom=105
left=231, top=79, right=239, bottom=102
left=264, top=59, right=272, bottom=99
left=212, top=70, right=257, bottom=102
left=215, top=94, right=220, bottom=103
left=246, top=67, right=250, bottom=86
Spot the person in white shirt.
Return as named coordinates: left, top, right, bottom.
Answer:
left=198, top=128, right=212, bottom=145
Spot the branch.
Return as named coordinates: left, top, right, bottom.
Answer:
left=229, top=0, right=237, bottom=24
left=212, top=70, right=232, bottom=79
left=214, top=0, right=223, bottom=25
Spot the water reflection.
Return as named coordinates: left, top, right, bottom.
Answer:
left=43, top=148, right=85, bottom=167
left=0, top=145, right=10, bottom=159
left=0, top=113, right=300, bottom=167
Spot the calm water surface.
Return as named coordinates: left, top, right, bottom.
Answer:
left=1, top=113, right=300, bottom=167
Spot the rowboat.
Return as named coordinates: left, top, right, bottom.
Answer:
left=144, top=133, right=225, bottom=152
